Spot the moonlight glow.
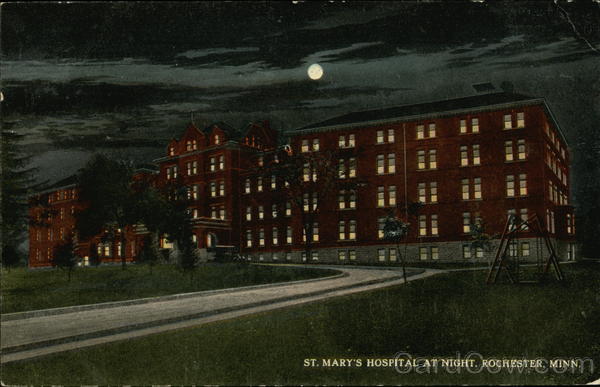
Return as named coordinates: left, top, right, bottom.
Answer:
left=307, top=63, right=324, bottom=80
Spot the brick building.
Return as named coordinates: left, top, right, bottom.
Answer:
left=28, top=92, right=577, bottom=267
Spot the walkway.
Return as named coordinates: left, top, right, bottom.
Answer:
left=1, top=265, right=437, bottom=363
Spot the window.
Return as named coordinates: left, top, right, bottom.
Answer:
left=429, top=150, right=437, bottom=169
left=245, top=178, right=251, bottom=194
left=419, top=247, right=428, bottom=260
left=389, top=248, right=397, bottom=262
left=338, top=134, right=355, bottom=148
left=474, top=178, right=482, bottom=199
left=388, top=153, right=396, bottom=173
left=339, top=190, right=347, bottom=210
left=462, top=179, right=470, bottom=200
left=210, top=206, right=217, bottom=219
left=271, top=175, right=277, bottom=190
left=517, top=140, right=526, bottom=160
left=214, top=134, right=220, bottom=145
left=286, top=226, right=293, bottom=244
left=210, top=157, right=216, bottom=171
left=378, top=217, right=386, bottom=239
left=258, top=206, right=264, bottom=220
left=471, top=118, right=479, bottom=133
left=219, top=181, right=225, bottom=196
left=430, top=182, right=438, bottom=203
left=504, top=114, right=512, bottom=129
left=349, top=158, right=356, bottom=178
left=388, top=128, right=395, bottom=143
left=303, top=163, right=310, bottom=182
left=567, top=213, right=574, bottom=234
left=460, top=119, right=467, bottom=134
left=257, top=177, right=263, bottom=192
left=349, top=250, right=356, bottom=261
left=428, top=123, right=436, bottom=138
left=210, top=182, right=217, bottom=197
left=246, top=207, right=252, bottom=221
left=463, top=212, right=471, bottom=233
left=517, top=112, right=525, bottom=128
left=312, top=138, right=320, bottom=151
left=259, top=229, right=265, bottom=247
left=338, top=159, right=346, bottom=179
left=416, top=124, right=428, bottom=141
left=192, top=208, right=199, bottom=219
left=349, top=190, right=356, bottom=209
left=460, top=147, right=469, bottom=166
left=272, top=204, right=278, bottom=218
left=348, top=220, right=356, bottom=240
left=272, top=227, right=279, bottom=245
left=192, top=185, right=199, bottom=200
left=377, top=155, right=385, bottom=174
left=339, top=221, right=346, bottom=240
left=389, top=186, right=396, bottom=206
left=301, top=139, right=309, bottom=153
left=506, top=175, right=515, bottom=197
left=419, top=215, right=427, bottom=236
left=377, top=186, right=385, bottom=207
left=431, top=246, right=439, bottom=260
left=169, top=146, right=175, bottom=156
left=472, top=145, right=480, bottom=165
left=257, top=156, right=264, bottom=167
left=520, top=208, right=528, bottom=229
left=431, top=215, right=438, bottom=236
left=378, top=249, right=386, bottom=262
left=418, top=182, right=426, bottom=203
left=417, top=150, right=426, bottom=170
left=338, top=135, right=346, bottom=148
left=377, top=130, right=384, bottom=144
left=338, top=250, right=346, bottom=261
left=463, top=245, right=472, bottom=259
left=313, top=223, right=319, bottom=242
left=218, top=155, right=224, bottom=170
left=311, top=251, right=319, bottom=261
left=285, top=201, right=292, bottom=216
left=519, top=174, right=527, bottom=195
left=505, top=141, right=514, bottom=161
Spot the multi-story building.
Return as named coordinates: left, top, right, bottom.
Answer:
left=28, top=92, right=577, bottom=267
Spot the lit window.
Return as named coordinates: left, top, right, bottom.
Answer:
left=219, top=181, right=225, bottom=196
left=377, top=130, right=384, bottom=144
left=388, top=153, right=396, bottom=173
left=311, top=251, right=319, bottom=261
left=258, top=156, right=264, bottom=167
left=303, top=163, right=310, bottom=182
left=246, top=207, right=252, bottom=221
left=517, top=139, right=526, bottom=160
left=419, top=215, right=427, bottom=236
left=505, top=141, right=514, bottom=161
left=219, top=155, right=225, bottom=170
left=431, top=246, right=439, bottom=260
left=378, top=218, right=386, bottom=239
left=312, top=138, right=320, bottom=151
left=506, top=175, right=515, bottom=197
left=417, top=150, right=426, bottom=170
left=463, top=245, right=471, bottom=259
left=349, top=220, right=356, bottom=240
left=348, top=134, right=355, bottom=147
left=428, top=123, right=436, bottom=138
left=349, top=190, right=356, bottom=209
left=210, top=157, right=216, bottom=172
left=460, top=119, right=467, bottom=134
left=418, top=182, right=426, bottom=203
left=192, top=185, right=199, bottom=199
left=338, top=159, right=346, bottom=179
left=504, top=114, right=512, bottom=129
left=301, top=139, right=309, bottom=153
left=379, top=249, right=386, bottom=262
left=472, top=145, right=480, bottom=165
left=303, top=194, right=309, bottom=212
left=338, top=135, right=345, bottom=148
left=313, top=223, right=319, bottom=242
left=517, top=112, right=525, bottom=128
left=431, top=215, right=438, bottom=236
left=520, top=208, right=528, bottom=229
left=338, top=250, right=346, bottom=261
left=389, top=185, right=396, bottom=206
left=214, top=134, right=220, bottom=145
left=286, top=226, right=293, bottom=244
left=245, top=179, right=251, bottom=194
left=419, top=247, right=428, bottom=260
left=272, top=227, right=279, bottom=245
left=377, top=186, right=385, bottom=207
left=471, top=118, right=479, bottom=133
left=257, top=177, right=263, bottom=192
left=389, top=248, right=397, bottom=262
left=286, top=202, right=291, bottom=216
left=460, top=146, right=468, bottom=166
left=463, top=212, right=471, bottom=234
left=219, top=207, right=225, bottom=220
left=519, top=174, right=527, bottom=195
left=377, top=155, right=385, bottom=174
left=349, top=158, right=357, bottom=178
left=417, top=125, right=425, bottom=139
left=338, top=190, right=346, bottom=210
left=210, top=182, right=217, bottom=197
left=349, top=250, right=356, bottom=260
left=339, top=221, right=346, bottom=240
left=474, top=178, right=482, bottom=199
left=430, top=182, right=438, bottom=203
left=388, top=129, right=395, bottom=143
left=429, top=149, right=437, bottom=169
left=462, top=179, right=470, bottom=200
left=271, top=175, right=277, bottom=190
left=521, top=242, right=530, bottom=257
left=272, top=204, right=278, bottom=218
left=258, top=206, right=264, bottom=220
left=259, top=229, right=265, bottom=247
left=192, top=208, right=199, bottom=219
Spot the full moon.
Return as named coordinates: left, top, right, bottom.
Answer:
left=307, top=63, right=324, bottom=80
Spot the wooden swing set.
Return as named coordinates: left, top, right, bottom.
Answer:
left=486, top=212, right=565, bottom=284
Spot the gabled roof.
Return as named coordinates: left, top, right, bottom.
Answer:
left=297, top=92, right=538, bottom=131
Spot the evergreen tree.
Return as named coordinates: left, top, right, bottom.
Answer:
left=52, top=239, right=79, bottom=281
left=1, top=122, right=41, bottom=268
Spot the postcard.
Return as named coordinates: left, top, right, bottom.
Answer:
left=1, top=1, right=599, bottom=385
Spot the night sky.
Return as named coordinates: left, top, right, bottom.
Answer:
left=2, top=2, right=599, bottom=197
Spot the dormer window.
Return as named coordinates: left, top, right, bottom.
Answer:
left=169, top=146, right=175, bottom=156
left=215, top=134, right=220, bottom=145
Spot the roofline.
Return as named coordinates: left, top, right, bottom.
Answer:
left=29, top=183, right=77, bottom=198
left=286, top=98, right=547, bottom=136
left=541, top=99, right=569, bottom=147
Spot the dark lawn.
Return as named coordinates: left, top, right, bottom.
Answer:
left=3, top=262, right=598, bottom=385
left=1, top=263, right=338, bottom=314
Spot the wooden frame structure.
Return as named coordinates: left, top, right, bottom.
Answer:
left=486, top=213, right=565, bottom=284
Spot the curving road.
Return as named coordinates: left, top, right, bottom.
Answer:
left=1, top=265, right=439, bottom=364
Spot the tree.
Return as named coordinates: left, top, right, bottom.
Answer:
left=383, top=215, right=409, bottom=283
left=137, top=234, right=160, bottom=273
left=75, top=154, right=139, bottom=269
left=88, top=242, right=102, bottom=267
left=52, top=239, right=79, bottom=281
left=1, top=123, right=42, bottom=268
left=469, top=219, right=497, bottom=267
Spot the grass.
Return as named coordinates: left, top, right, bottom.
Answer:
left=1, top=263, right=338, bottom=314
left=3, top=262, right=598, bottom=385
